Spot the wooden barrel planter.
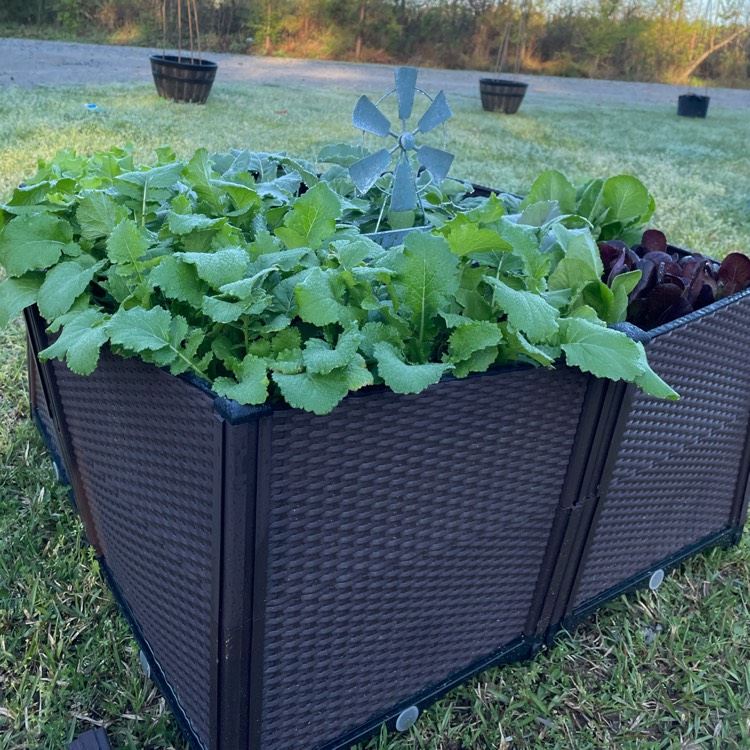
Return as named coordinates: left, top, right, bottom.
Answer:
left=479, top=78, right=528, bottom=114
left=677, top=93, right=710, bottom=118
left=149, top=54, right=218, bottom=104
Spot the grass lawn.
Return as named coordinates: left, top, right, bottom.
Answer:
left=1, top=79, right=750, bottom=749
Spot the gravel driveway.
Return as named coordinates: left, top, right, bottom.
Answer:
left=2, top=37, right=750, bottom=110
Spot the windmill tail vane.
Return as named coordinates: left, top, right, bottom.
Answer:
left=348, top=66, right=455, bottom=213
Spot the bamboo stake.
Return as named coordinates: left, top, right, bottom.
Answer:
left=187, top=0, right=195, bottom=61
left=161, top=0, right=167, bottom=57
left=191, top=0, right=203, bottom=63
left=177, top=0, right=182, bottom=62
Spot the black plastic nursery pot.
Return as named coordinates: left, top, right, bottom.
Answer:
left=26, top=303, right=608, bottom=750
left=479, top=78, right=528, bottom=114
left=548, top=288, right=750, bottom=634
left=677, top=93, right=710, bottom=118
left=150, top=54, right=218, bottom=104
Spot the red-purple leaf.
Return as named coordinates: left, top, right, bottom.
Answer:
left=717, top=252, right=750, bottom=298
left=663, top=273, right=687, bottom=290
left=693, top=283, right=716, bottom=310
left=656, top=297, right=693, bottom=327
left=631, top=258, right=658, bottom=299
left=641, top=229, right=667, bottom=253
left=627, top=298, right=649, bottom=328
left=598, top=242, right=629, bottom=277
left=647, top=283, right=683, bottom=320
left=642, top=251, right=674, bottom=265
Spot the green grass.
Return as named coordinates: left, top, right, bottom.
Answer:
left=1, top=81, right=750, bottom=749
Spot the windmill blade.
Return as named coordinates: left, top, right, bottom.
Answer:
left=416, top=90, right=452, bottom=134
left=349, top=148, right=393, bottom=194
left=390, top=157, right=419, bottom=212
left=417, top=145, right=454, bottom=183
left=395, top=66, right=418, bottom=121
left=352, top=95, right=393, bottom=138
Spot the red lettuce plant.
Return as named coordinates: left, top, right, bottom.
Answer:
left=599, top=229, right=750, bottom=330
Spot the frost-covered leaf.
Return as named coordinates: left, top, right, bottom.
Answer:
left=201, top=291, right=272, bottom=323
left=441, top=218, right=511, bottom=257
left=345, top=354, right=374, bottom=391
left=38, top=257, right=105, bottom=321
left=521, top=170, right=576, bottom=214
left=331, top=235, right=384, bottom=268
left=179, top=248, right=250, bottom=288
left=213, top=181, right=261, bottom=214
left=219, top=267, right=277, bottom=299
left=0, top=273, right=44, bottom=327
left=167, top=212, right=226, bottom=235
left=183, top=149, right=223, bottom=210
left=373, top=342, right=448, bottom=394
left=116, top=161, right=184, bottom=189
left=149, top=255, right=205, bottom=307
left=295, top=267, right=349, bottom=326
left=76, top=192, right=128, bottom=240
left=452, top=346, right=498, bottom=378
left=602, top=175, right=651, bottom=223
left=560, top=317, right=646, bottom=381
left=498, top=218, right=549, bottom=283
left=553, top=225, right=603, bottom=279
left=275, top=182, right=342, bottom=250
left=548, top=258, right=596, bottom=293
left=213, top=354, right=269, bottom=405
left=447, top=320, right=502, bottom=362
left=271, top=347, right=304, bottom=374
left=106, top=219, right=150, bottom=266
left=107, top=306, right=173, bottom=352
left=484, top=276, right=560, bottom=341
left=272, top=368, right=349, bottom=414
left=302, top=325, right=361, bottom=374
left=38, top=309, right=109, bottom=375
left=0, top=213, right=72, bottom=276
left=387, top=231, right=460, bottom=347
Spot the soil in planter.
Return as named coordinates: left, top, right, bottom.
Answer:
left=150, top=54, right=218, bottom=104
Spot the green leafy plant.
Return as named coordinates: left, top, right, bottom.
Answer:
left=0, top=147, right=676, bottom=415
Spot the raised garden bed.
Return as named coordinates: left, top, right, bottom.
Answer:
left=27, top=309, right=601, bottom=750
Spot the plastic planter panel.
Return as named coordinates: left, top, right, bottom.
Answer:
left=251, top=366, right=590, bottom=750
left=27, top=337, right=67, bottom=478
left=570, top=291, right=750, bottom=613
left=51, top=350, right=223, bottom=749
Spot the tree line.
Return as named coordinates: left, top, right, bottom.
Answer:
left=3, top=0, right=749, bottom=85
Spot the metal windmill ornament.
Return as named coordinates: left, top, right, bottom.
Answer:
left=349, top=66, right=455, bottom=213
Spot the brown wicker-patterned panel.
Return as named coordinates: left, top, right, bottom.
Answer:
left=260, top=366, right=590, bottom=750
left=28, top=343, right=65, bottom=468
left=574, top=296, right=750, bottom=608
left=52, top=352, right=221, bottom=748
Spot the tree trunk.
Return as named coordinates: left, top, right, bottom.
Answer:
left=677, top=27, right=748, bottom=81
left=355, top=1, right=367, bottom=61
